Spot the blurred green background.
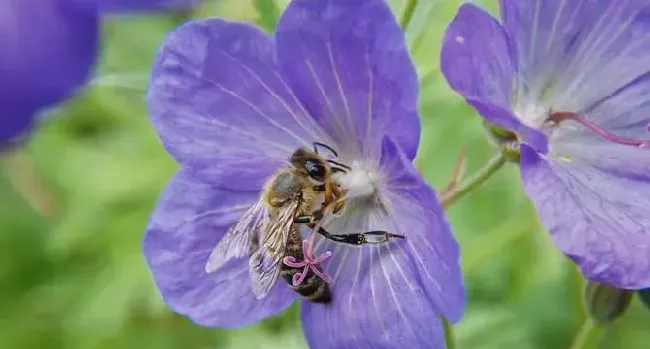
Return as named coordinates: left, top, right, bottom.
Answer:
left=1, top=0, right=648, bottom=348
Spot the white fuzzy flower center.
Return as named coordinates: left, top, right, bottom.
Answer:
left=514, top=100, right=582, bottom=148
left=334, top=160, right=379, bottom=201
left=514, top=102, right=549, bottom=129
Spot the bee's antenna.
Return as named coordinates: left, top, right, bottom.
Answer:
left=327, top=160, right=351, bottom=171
left=313, top=141, right=338, bottom=158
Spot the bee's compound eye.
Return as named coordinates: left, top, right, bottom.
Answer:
left=305, top=160, right=326, bottom=181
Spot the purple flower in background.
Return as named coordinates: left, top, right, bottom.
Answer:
left=144, top=0, right=464, bottom=347
left=441, top=1, right=650, bottom=289
left=0, top=0, right=199, bottom=146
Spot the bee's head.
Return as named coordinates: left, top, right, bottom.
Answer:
left=290, top=148, right=328, bottom=182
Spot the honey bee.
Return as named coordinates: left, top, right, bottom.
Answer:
left=205, top=142, right=404, bottom=303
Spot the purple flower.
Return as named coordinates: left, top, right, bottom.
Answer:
left=0, top=0, right=199, bottom=146
left=441, top=1, right=650, bottom=289
left=143, top=0, right=465, bottom=347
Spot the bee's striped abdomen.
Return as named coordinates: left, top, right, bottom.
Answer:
left=280, top=227, right=331, bottom=304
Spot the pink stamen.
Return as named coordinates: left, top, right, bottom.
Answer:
left=301, top=240, right=313, bottom=261
left=550, top=111, right=650, bottom=148
left=313, top=250, right=333, bottom=264
left=282, top=256, right=303, bottom=268
left=310, top=264, right=333, bottom=283
left=292, top=272, right=308, bottom=286
left=282, top=239, right=333, bottom=286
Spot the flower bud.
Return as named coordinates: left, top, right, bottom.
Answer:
left=499, top=140, right=521, bottom=163
left=484, top=119, right=517, bottom=139
left=483, top=121, right=520, bottom=162
left=584, top=281, right=633, bottom=324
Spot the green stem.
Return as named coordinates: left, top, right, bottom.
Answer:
left=443, top=318, right=456, bottom=349
left=441, top=152, right=506, bottom=208
left=570, top=319, right=603, bottom=349
left=400, top=0, right=418, bottom=30
left=1, top=149, right=60, bottom=221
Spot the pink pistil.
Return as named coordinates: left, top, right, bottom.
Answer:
left=550, top=111, right=650, bottom=148
left=282, top=240, right=333, bottom=286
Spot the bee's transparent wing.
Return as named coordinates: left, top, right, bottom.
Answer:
left=249, top=200, right=299, bottom=299
left=205, top=201, right=270, bottom=273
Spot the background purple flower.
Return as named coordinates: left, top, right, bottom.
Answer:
left=144, top=0, right=464, bottom=347
left=441, top=1, right=650, bottom=289
left=0, top=0, right=199, bottom=147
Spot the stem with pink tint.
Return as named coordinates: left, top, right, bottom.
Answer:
left=440, top=152, right=506, bottom=209
left=2, top=149, right=60, bottom=220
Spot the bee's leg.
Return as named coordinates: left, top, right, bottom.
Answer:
left=293, top=214, right=403, bottom=245
left=329, top=186, right=346, bottom=214
left=297, top=191, right=345, bottom=224
left=325, top=180, right=333, bottom=203
left=314, top=183, right=342, bottom=207
left=293, top=196, right=341, bottom=225
left=315, top=227, right=405, bottom=245
left=294, top=212, right=323, bottom=225
left=294, top=215, right=313, bottom=224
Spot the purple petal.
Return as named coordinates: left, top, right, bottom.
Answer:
left=302, top=305, right=444, bottom=349
left=300, top=138, right=463, bottom=348
left=440, top=4, right=516, bottom=123
left=0, top=106, right=34, bottom=147
left=72, top=0, right=200, bottom=12
left=569, top=1, right=650, bottom=138
left=499, top=0, right=593, bottom=94
left=0, top=0, right=98, bottom=116
left=441, top=4, right=548, bottom=152
left=300, top=239, right=447, bottom=349
left=588, top=77, right=650, bottom=135
left=501, top=1, right=650, bottom=115
left=143, top=169, right=296, bottom=327
left=520, top=142, right=650, bottom=289
left=378, top=137, right=465, bottom=322
left=148, top=19, right=326, bottom=189
left=275, top=0, right=420, bottom=160
left=300, top=231, right=446, bottom=349
left=468, top=99, right=548, bottom=153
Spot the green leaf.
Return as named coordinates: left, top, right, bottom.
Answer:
left=253, top=0, right=281, bottom=33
